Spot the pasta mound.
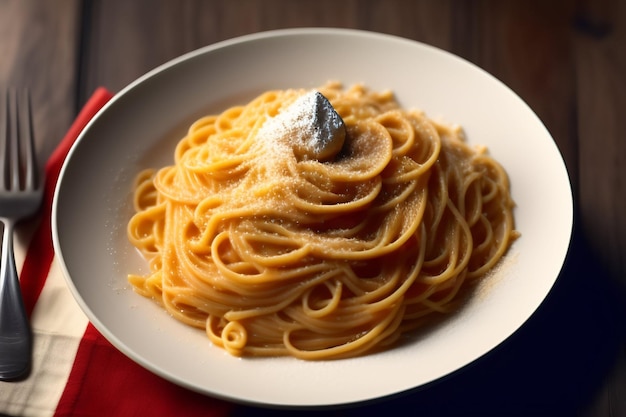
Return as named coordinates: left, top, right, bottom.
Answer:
left=127, top=83, right=517, bottom=360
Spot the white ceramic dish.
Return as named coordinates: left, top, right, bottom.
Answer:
left=52, top=28, right=573, bottom=408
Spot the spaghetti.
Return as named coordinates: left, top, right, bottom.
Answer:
left=127, top=83, right=517, bottom=360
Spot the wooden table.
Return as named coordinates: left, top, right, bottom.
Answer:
left=2, top=1, right=625, bottom=415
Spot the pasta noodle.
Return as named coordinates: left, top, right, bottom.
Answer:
left=127, top=83, right=518, bottom=360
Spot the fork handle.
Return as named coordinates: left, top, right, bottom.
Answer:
left=0, top=220, right=32, bottom=381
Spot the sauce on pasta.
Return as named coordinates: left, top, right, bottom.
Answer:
left=127, top=83, right=518, bottom=360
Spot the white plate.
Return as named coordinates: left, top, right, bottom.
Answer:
left=52, top=28, right=573, bottom=408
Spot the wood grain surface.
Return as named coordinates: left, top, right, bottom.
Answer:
left=1, top=1, right=624, bottom=415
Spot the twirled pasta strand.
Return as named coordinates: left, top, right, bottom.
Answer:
left=127, top=83, right=517, bottom=360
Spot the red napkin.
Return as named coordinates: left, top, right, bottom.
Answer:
left=22, top=88, right=234, bottom=417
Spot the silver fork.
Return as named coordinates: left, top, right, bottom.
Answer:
left=0, top=89, right=43, bottom=381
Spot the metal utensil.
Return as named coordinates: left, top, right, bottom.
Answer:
left=0, top=89, right=44, bottom=381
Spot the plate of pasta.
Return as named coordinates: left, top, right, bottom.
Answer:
left=53, top=28, right=572, bottom=407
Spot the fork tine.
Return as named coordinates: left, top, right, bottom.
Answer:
left=17, top=89, right=37, bottom=191
left=0, top=90, right=8, bottom=190
left=8, top=89, right=21, bottom=191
